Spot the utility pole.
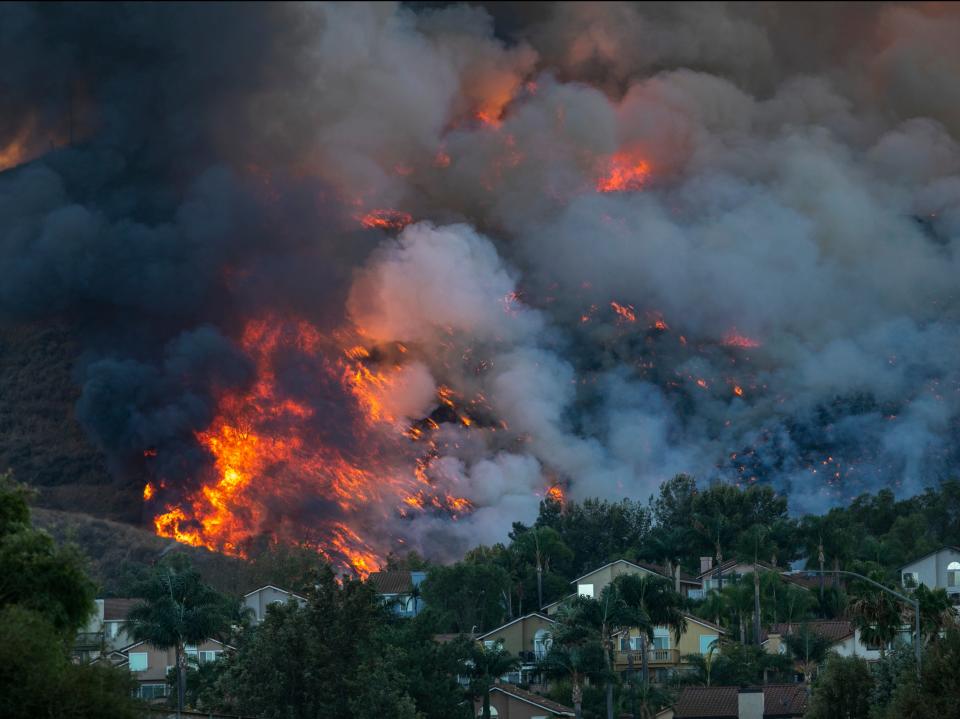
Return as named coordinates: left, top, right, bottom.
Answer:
left=803, top=569, right=921, bottom=679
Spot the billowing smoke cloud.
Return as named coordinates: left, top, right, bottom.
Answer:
left=2, top=2, right=960, bottom=564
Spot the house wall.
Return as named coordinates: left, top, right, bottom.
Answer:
left=480, top=615, right=554, bottom=657
left=617, top=619, right=722, bottom=667
left=128, top=639, right=226, bottom=683
left=901, top=548, right=960, bottom=591
left=477, top=691, right=566, bottom=718
left=575, top=562, right=663, bottom=599
left=244, top=587, right=305, bottom=624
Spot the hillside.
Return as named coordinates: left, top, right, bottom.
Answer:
left=32, top=507, right=267, bottom=596
left=0, top=320, right=140, bottom=522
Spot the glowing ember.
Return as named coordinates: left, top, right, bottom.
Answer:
left=143, top=483, right=155, bottom=500
left=360, top=209, right=413, bottom=232
left=696, top=378, right=709, bottom=389
left=596, top=152, right=651, bottom=193
left=610, top=301, right=637, bottom=322
left=722, top=330, right=761, bottom=348
left=733, top=385, right=744, bottom=396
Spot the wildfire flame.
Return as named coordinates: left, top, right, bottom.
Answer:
left=150, top=316, right=480, bottom=576
left=596, top=152, right=651, bottom=193
left=359, top=209, right=413, bottom=232
left=722, top=330, right=761, bottom=349
left=610, top=301, right=637, bottom=323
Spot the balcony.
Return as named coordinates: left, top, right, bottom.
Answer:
left=614, top=648, right=680, bottom=668
left=686, top=589, right=705, bottom=600
left=74, top=632, right=104, bottom=650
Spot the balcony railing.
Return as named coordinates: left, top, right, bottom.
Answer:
left=614, top=648, right=680, bottom=667
left=686, top=589, right=705, bottom=600
left=74, top=632, right=104, bottom=650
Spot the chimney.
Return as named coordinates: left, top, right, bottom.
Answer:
left=700, top=556, right=714, bottom=574
left=738, top=687, right=764, bottom=719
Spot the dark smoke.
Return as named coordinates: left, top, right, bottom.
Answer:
left=2, top=2, right=960, bottom=558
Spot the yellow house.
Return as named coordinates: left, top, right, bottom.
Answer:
left=477, top=612, right=555, bottom=661
left=544, top=560, right=702, bottom=614
left=614, top=614, right=725, bottom=683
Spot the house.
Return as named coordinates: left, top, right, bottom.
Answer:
left=367, top=570, right=428, bottom=617
left=116, top=638, right=232, bottom=701
left=898, top=546, right=960, bottom=604
left=762, top=620, right=899, bottom=663
left=475, top=684, right=575, bottom=718
left=243, top=585, right=307, bottom=625
left=73, top=598, right=141, bottom=662
left=696, top=559, right=820, bottom=596
left=552, top=559, right=702, bottom=608
left=658, top=685, right=808, bottom=719
left=476, top=613, right=555, bottom=684
left=614, top=614, right=727, bottom=683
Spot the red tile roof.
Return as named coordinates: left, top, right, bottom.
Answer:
left=673, top=685, right=808, bottom=718
left=491, top=684, right=575, bottom=716
left=367, top=570, right=414, bottom=594
left=766, top=620, right=854, bottom=644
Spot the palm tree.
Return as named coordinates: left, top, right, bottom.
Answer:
left=512, top=527, right=572, bottom=610
left=782, top=625, right=834, bottom=683
left=614, top=573, right=687, bottom=696
left=470, top=640, right=520, bottom=719
left=542, top=605, right=607, bottom=719
left=127, top=562, right=232, bottom=715
left=644, top=527, right=690, bottom=594
left=720, top=579, right=755, bottom=645
left=914, top=584, right=957, bottom=642
left=850, top=590, right=901, bottom=657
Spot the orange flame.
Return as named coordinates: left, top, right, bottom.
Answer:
left=722, top=331, right=761, bottom=349
left=610, top=301, right=637, bottom=323
left=545, top=485, right=565, bottom=504
left=359, top=209, right=413, bottom=232
left=143, top=483, right=155, bottom=501
left=596, top=152, right=651, bottom=193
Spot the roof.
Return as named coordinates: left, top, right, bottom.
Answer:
left=898, top=546, right=960, bottom=571
left=765, top=620, right=854, bottom=644
left=673, top=685, right=808, bottom=718
left=243, top=585, right=306, bottom=601
left=490, top=684, right=575, bottom=716
left=476, top=612, right=555, bottom=640
left=121, top=637, right=235, bottom=653
left=612, top=613, right=727, bottom=637
left=103, top=598, right=142, bottom=621
left=367, top=570, right=414, bottom=595
left=571, top=559, right=697, bottom=586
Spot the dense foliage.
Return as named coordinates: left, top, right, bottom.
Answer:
left=0, top=472, right=138, bottom=719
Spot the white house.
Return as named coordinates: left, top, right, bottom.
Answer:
left=899, top=546, right=960, bottom=605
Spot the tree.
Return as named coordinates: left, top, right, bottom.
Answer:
left=544, top=600, right=610, bottom=719
left=127, top=558, right=233, bottom=714
left=883, top=627, right=960, bottom=719
left=0, top=474, right=137, bottom=719
left=806, top=655, right=874, bottom=719
left=913, top=584, right=957, bottom=642
left=511, top=526, right=573, bottom=610
left=0, top=473, right=95, bottom=634
left=849, top=589, right=901, bottom=658
left=469, top=640, right=519, bottom=719
left=419, top=561, right=511, bottom=633
left=782, top=625, right=834, bottom=683
left=0, top=605, right=139, bottom=719
left=614, top=573, right=687, bottom=693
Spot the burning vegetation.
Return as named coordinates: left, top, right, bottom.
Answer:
left=4, top=3, right=960, bottom=575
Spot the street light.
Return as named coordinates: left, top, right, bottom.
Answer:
left=801, top=569, right=920, bottom=679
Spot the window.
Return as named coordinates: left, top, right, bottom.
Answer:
left=699, top=635, right=718, bottom=654
left=483, top=640, right=495, bottom=650
left=902, top=572, right=919, bottom=588
left=476, top=708, right=498, bottom=718
left=577, top=583, right=594, bottom=598
left=128, top=653, right=148, bottom=672
left=533, top=629, right=552, bottom=660
left=948, top=562, right=960, bottom=588
left=653, top=628, right=671, bottom=650
left=199, top=650, right=220, bottom=664
left=137, top=684, right=168, bottom=700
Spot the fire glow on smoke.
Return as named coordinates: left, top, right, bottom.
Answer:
left=6, top=4, right=960, bottom=577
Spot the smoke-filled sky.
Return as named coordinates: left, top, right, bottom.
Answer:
left=2, top=2, right=960, bottom=564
